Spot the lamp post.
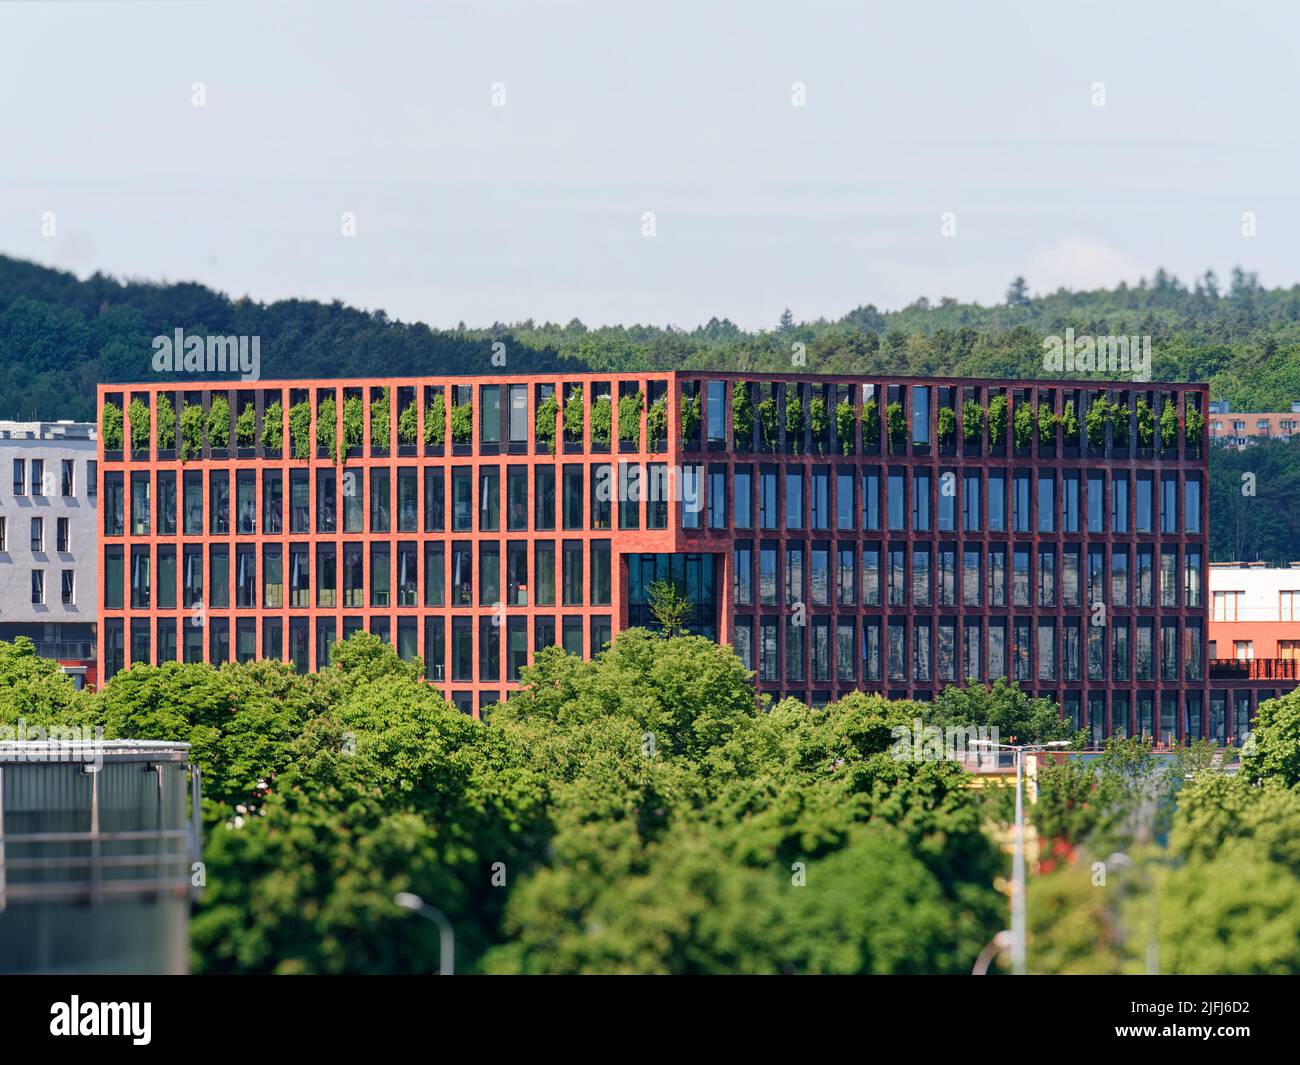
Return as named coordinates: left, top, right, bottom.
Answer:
left=970, top=738, right=1071, bottom=975
left=394, top=892, right=455, bottom=975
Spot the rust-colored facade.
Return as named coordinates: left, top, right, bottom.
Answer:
left=99, top=373, right=1217, bottom=738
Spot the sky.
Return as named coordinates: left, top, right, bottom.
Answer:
left=1, top=0, right=1298, bottom=331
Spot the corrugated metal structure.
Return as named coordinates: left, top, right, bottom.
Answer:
left=0, top=741, right=201, bottom=974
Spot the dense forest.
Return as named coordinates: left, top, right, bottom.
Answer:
left=4, top=254, right=1300, bottom=421
left=3, top=253, right=1299, bottom=560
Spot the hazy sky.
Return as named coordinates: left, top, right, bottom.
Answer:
left=2, top=0, right=1297, bottom=330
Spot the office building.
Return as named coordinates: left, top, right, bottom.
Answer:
left=98, top=374, right=1211, bottom=739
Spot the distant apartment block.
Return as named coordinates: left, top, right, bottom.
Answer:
left=0, top=420, right=99, bottom=687
left=98, top=374, right=1219, bottom=744
left=1207, top=400, right=1300, bottom=448
left=1206, top=562, right=1300, bottom=741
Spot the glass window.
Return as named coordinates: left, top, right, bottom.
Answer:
left=887, top=473, right=904, bottom=531
left=760, top=545, right=778, bottom=605
left=861, top=546, right=880, bottom=606
left=157, top=546, right=176, bottom=610
left=785, top=543, right=804, bottom=606
left=534, top=466, right=555, bottom=530
left=837, top=620, right=856, bottom=683
left=502, top=466, right=527, bottom=531
left=912, top=548, right=930, bottom=606
left=262, top=545, right=282, bottom=608
left=1185, top=548, right=1202, bottom=607
left=1160, top=547, right=1178, bottom=607
left=451, top=542, right=472, bottom=606
left=708, top=466, right=726, bottom=529
left=1185, top=476, right=1201, bottom=533
left=1111, top=548, right=1129, bottom=606
left=591, top=541, right=611, bottom=605
left=237, top=546, right=258, bottom=608
left=397, top=467, right=418, bottom=532
left=183, top=475, right=202, bottom=538
left=424, top=467, right=445, bottom=532
left=888, top=548, right=905, bottom=606
left=810, top=469, right=828, bottom=530
left=1136, top=474, right=1153, bottom=533
left=563, top=541, right=583, bottom=605
left=369, top=468, right=390, bottom=532
left=962, top=549, right=981, bottom=606
left=785, top=470, right=803, bottom=530
left=682, top=464, right=703, bottom=529
left=735, top=543, right=753, bottom=606
left=1012, top=471, right=1030, bottom=532
left=835, top=468, right=853, bottom=530
left=1037, top=547, right=1055, bottom=606
left=479, top=543, right=500, bottom=606
left=937, top=470, right=955, bottom=531
left=563, top=616, right=583, bottom=658
left=211, top=472, right=231, bottom=534
left=707, top=380, right=726, bottom=442
left=619, top=463, right=640, bottom=530
left=647, top=463, right=668, bottom=529
left=1160, top=475, right=1177, bottom=534
left=534, top=541, right=556, bottom=606
left=1113, top=474, right=1129, bottom=533
left=912, top=471, right=930, bottom=531
left=130, top=473, right=150, bottom=535
left=1137, top=546, right=1154, bottom=606
left=836, top=544, right=855, bottom=606
left=156, top=471, right=177, bottom=536
left=863, top=621, right=881, bottom=681
left=479, top=466, right=500, bottom=531
left=1062, top=546, right=1080, bottom=607
left=1062, top=472, right=1079, bottom=532
left=414, top=543, right=441, bottom=609
left=288, top=470, right=308, bottom=533
left=209, top=546, right=230, bottom=608
left=1037, top=473, right=1054, bottom=533
left=735, top=466, right=754, bottom=530
left=987, top=471, right=1005, bottom=532
left=452, top=467, right=472, bottom=531
left=987, top=549, right=1005, bottom=606
left=480, top=385, right=501, bottom=444
left=341, top=468, right=362, bottom=533
left=369, top=543, right=389, bottom=607
left=1012, top=547, right=1030, bottom=606
left=563, top=465, right=583, bottom=529
left=343, top=544, right=363, bottom=607
left=811, top=545, right=830, bottom=606
left=509, top=384, right=528, bottom=443
left=760, top=467, right=779, bottom=530
left=962, top=472, right=980, bottom=531
left=862, top=471, right=880, bottom=530
left=911, top=386, right=930, bottom=443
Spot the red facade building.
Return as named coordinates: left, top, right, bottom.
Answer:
left=99, top=373, right=1215, bottom=739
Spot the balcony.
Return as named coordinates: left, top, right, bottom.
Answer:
left=1209, top=658, right=1300, bottom=681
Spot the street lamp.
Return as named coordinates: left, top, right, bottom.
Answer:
left=394, top=892, right=455, bottom=975
left=970, top=738, right=1071, bottom=975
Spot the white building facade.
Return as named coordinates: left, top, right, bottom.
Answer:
left=0, top=421, right=98, bottom=685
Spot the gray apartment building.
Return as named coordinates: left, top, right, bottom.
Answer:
left=0, top=421, right=98, bottom=686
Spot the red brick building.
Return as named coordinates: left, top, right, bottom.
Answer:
left=99, top=373, right=1214, bottom=739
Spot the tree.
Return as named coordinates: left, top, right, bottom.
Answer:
left=1241, top=688, right=1300, bottom=787
left=778, top=307, right=795, bottom=332
left=646, top=579, right=693, bottom=638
